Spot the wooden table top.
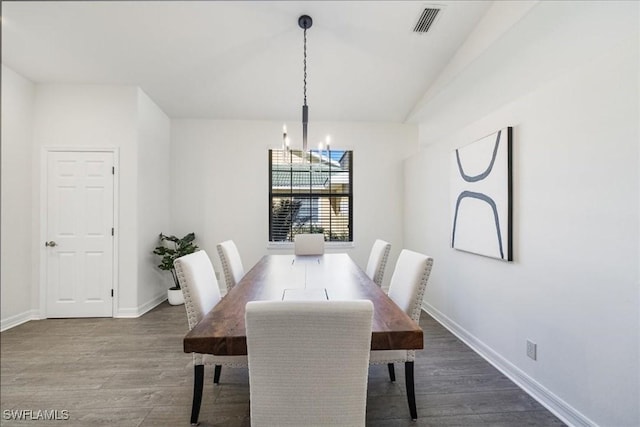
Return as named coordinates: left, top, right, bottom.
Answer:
left=183, top=253, right=424, bottom=356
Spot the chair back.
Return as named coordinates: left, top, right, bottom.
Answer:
left=387, top=249, right=434, bottom=322
left=245, top=300, right=373, bottom=427
left=174, top=250, right=222, bottom=330
left=294, top=233, right=325, bottom=255
left=216, top=240, right=245, bottom=291
left=365, top=239, right=391, bottom=287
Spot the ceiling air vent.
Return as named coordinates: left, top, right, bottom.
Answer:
left=413, top=8, right=441, bottom=33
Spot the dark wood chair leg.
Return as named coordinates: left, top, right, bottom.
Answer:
left=213, top=365, right=222, bottom=384
left=405, top=361, right=417, bottom=420
left=387, top=363, right=396, bottom=382
left=191, top=365, right=204, bottom=425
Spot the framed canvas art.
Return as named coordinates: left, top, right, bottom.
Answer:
left=451, top=127, right=513, bottom=261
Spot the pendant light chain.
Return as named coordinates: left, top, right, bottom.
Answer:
left=303, top=27, right=308, bottom=107
left=298, top=15, right=312, bottom=154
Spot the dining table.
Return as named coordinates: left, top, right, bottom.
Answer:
left=183, top=253, right=423, bottom=356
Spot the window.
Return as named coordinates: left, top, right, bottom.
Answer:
left=269, top=149, right=353, bottom=242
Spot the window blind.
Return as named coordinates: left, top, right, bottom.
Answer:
left=269, top=149, right=353, bottom=242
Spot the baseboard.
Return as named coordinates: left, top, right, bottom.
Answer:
left=116, top=293, right=167, bottom=318
left=1, top=309, right=40, bottom=332
left=422, top=302, right=596, bottom=427
left=1, top=294, right=167, bottom=328
left=138, top=292, right=168, bottom=316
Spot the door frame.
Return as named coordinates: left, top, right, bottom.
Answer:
left=39, top=147, right=120, bottom=318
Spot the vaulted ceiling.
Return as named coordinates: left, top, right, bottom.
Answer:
left=2, top=1, right=491, bottom=122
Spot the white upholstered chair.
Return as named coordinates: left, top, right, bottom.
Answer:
left=216, top=240, right=245, bottom=291
left=294, top=233, right=325, bottom=255
left=369, top=249, right=433, bottom=420
left=245, top=300, right=373, bottom=426
left=365, top=239, right=391, bottom=287
left=174, top=250, right=248, bottom=425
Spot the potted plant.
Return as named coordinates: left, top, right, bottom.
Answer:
left=153, top=232, right=199, bottom=305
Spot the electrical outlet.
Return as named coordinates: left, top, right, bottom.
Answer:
left=526, top=340, right=537, bottom=360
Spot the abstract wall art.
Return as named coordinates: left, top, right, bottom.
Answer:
left=451, top=127, right=513, bottom=261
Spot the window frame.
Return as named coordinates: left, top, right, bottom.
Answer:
left=268, top=149, right=353, bottom=243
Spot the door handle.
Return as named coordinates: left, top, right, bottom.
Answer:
left=45, top=241, right=57, bottom=247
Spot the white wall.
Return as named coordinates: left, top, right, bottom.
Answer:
left=32, top=84, right=140, bottom=314
left=170, top=119, right=416, bottom=291
left=136, top=89, right=171, bottom=310
left=1, top=82, right=171, bottom=323
left=1, top=65, right=36, bottom=330
left=405, top=2, right=639, bottom=426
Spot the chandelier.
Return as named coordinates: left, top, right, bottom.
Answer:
left=281, top=15, right=331, bottom=164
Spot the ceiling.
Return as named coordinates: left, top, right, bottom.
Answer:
left=2, top=1, right=491, bottom=122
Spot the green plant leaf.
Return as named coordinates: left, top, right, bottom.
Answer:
left=153, top=232, right=199, bottom=289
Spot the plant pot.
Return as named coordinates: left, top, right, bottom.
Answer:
left=168, top=288, right=184, bottom=305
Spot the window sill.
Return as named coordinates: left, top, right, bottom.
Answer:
left=267, top=241, right=355, bottom=250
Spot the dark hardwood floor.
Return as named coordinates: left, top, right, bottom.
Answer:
left=0, top=302, right=564, bottom=426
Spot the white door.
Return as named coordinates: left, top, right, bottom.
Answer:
left=46, top=151, right=114, bottom=317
